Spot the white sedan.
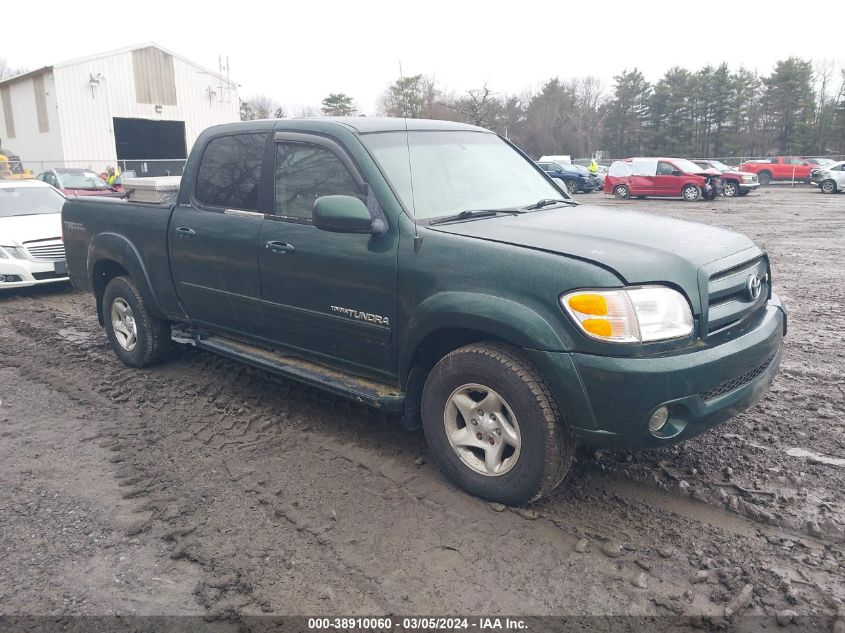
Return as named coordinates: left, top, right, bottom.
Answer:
left=816, top=161, right=845, bottom=194
left=0, top=180, right=69, bottom=290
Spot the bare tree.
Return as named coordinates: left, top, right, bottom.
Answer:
left=240, top=94, right=285, bottom=120
left=0, top=58, right=25, bottom=81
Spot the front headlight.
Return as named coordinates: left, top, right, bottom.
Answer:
left=0, top=246, right=26, bottom=259
left=561, top=286, right=694, bottom=343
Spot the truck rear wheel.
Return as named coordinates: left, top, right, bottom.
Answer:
left=421, top=342, right=574, bottom=505
left=103, top=276, right=171, bottom=368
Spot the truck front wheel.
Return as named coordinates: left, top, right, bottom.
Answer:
left=722, top=181, right=739, bottom=197
left=103, top=276, right=171, bottom=368
left=758, top=171, right=772, bottom=186
left=421, top=342, right=574, bottom=505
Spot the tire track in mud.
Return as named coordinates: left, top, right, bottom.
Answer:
left=1, top=290, right=842, bottom=625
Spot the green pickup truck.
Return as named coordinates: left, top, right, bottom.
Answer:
left=63, top=118, right=786, bottom=505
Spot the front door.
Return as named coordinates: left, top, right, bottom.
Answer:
left=654, top=160, right=681, bottom=196
left=259, top=136, right=398, bottom=379
left=170, top=131, right=269, bottom=338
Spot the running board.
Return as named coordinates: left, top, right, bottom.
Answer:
left=194, top=334, right=405, bottom=412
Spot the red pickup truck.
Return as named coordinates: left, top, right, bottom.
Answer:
left=738, top=157, right=812, bottom=185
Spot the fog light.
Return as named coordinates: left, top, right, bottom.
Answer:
left=649, top=406, right=670, bottom=434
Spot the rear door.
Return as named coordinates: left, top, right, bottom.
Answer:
left=630, top=159, right=657, bottom=195
left=258, top=133, right=397, bottom=378
left=784, top=157, right=810, bottom=181
left=169, top=131, right=270, bottom=338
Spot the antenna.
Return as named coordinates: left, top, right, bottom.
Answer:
left=398, top=60, right=422, bottom=252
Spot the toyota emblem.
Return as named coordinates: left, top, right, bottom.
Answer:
left=746, top=274, right=762, bottom=300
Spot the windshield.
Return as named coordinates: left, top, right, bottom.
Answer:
left=361, top=130, right=564, bottom=220
left=0, top=186, right=65, bottom=217
left=709, top=161, right=732, bottom=172
left=672, top=158, right=709, bottom=174
left=57, top=170, right=109, bottom=190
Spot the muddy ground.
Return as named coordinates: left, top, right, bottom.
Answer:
left=0, top=186, right=843, bottom=631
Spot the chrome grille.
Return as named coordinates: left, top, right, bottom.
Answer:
left=700, top=349, right=779, bottom=402
left=23, top=238, right=65, bottom=262
left=707, top=257, right=768, bottom=333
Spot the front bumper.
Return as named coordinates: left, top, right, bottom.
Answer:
left=740, top=182, right=760, bottom=192
left=527, top=295, right=786, bottom=449
left=0, top=258, right=69, bottom=290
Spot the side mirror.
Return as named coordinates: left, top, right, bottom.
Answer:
left=314, top=195, right=381, bottom=234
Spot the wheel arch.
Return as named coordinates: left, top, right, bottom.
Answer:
left=88, top=233, right=165, bottom=326
left=399, top=292, right=567, bottom=387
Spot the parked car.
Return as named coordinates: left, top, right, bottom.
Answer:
left=63, top=118, right=785, bottom=505
left=604, top=157, right=721, bottom=201
left=536, top=161, right=597, bottom=194
left=804, top=157, right=834, bottom=168
left=35, top=168, right=123, bottom=197
left=691, top=160, right=760, bottom=197
left=738, top=157, right=812, bottom=186
left=813, top=161, right=845, bottom=194
left=538, top=154, right=571, bottom=165
left=0, top=180, right=68, bottom=289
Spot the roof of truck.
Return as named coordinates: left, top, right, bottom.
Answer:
left=287, top=117, right=487, bottom=134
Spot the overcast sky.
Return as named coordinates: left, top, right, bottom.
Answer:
left=5, top=1, right=843, bottom=114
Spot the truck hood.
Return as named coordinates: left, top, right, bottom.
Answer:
left=428, top=205, right=759, bottom=311
left=0, top=213, right=63, bottom=246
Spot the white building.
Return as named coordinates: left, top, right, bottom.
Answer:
left=0, top=43, right=239, bottom=176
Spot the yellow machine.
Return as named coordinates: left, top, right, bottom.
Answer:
left=0, top=148, right=33, bottom=180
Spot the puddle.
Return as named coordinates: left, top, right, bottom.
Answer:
left=785, top=447, right=845, bottom=467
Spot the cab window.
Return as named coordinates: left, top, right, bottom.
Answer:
left=274, top=143, right=363, bottom=222
left=195, top=133, right=267, bottom=210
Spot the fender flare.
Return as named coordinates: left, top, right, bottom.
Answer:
left=87, top=232, right=166, bottom=322
left=398, top=291, right=568, bottom=380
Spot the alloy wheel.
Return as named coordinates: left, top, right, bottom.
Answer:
left=443, top=383, right=521, bottom=476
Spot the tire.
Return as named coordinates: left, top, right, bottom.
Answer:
left=820, top=179, right=837, bottom=194
left=722, top=181, right=739, bottom=197
left=614, top=184, right=630, bottom=199
left=102, top=276, right=171, bottom=368
left=758, top=171, right=772, bottom=186
left=682, top=184, right=702, bottom=202
left=421, top=342, right=574, bottom=505
left=564, top=179, right=579, bottom=195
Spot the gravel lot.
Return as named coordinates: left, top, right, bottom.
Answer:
left=0, top=186, right=843, bottom=631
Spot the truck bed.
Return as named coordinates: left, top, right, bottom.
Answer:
left=62, top=196, right=185, bottom=321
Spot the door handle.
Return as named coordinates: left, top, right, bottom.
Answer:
left=265, top=240, right=295, bottom=254
left=175, top=227, right=196, bottom=238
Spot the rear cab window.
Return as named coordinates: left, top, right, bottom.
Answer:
left=195, top=133, right=268, bottom=210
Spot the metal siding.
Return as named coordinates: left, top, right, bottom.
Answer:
left=0, top=74, right=64, bottom=169
left=1, top=85, right=15, bottom=137
left=33, top=74, right=49, bottom=133
left=54, top=47, right=238, bottom=167
left=132, top=47, right=178, bottom=106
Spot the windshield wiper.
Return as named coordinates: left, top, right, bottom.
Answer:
left=428, top=208, right=524, bottom=226
left=523, top=197, right=578, bottom=210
